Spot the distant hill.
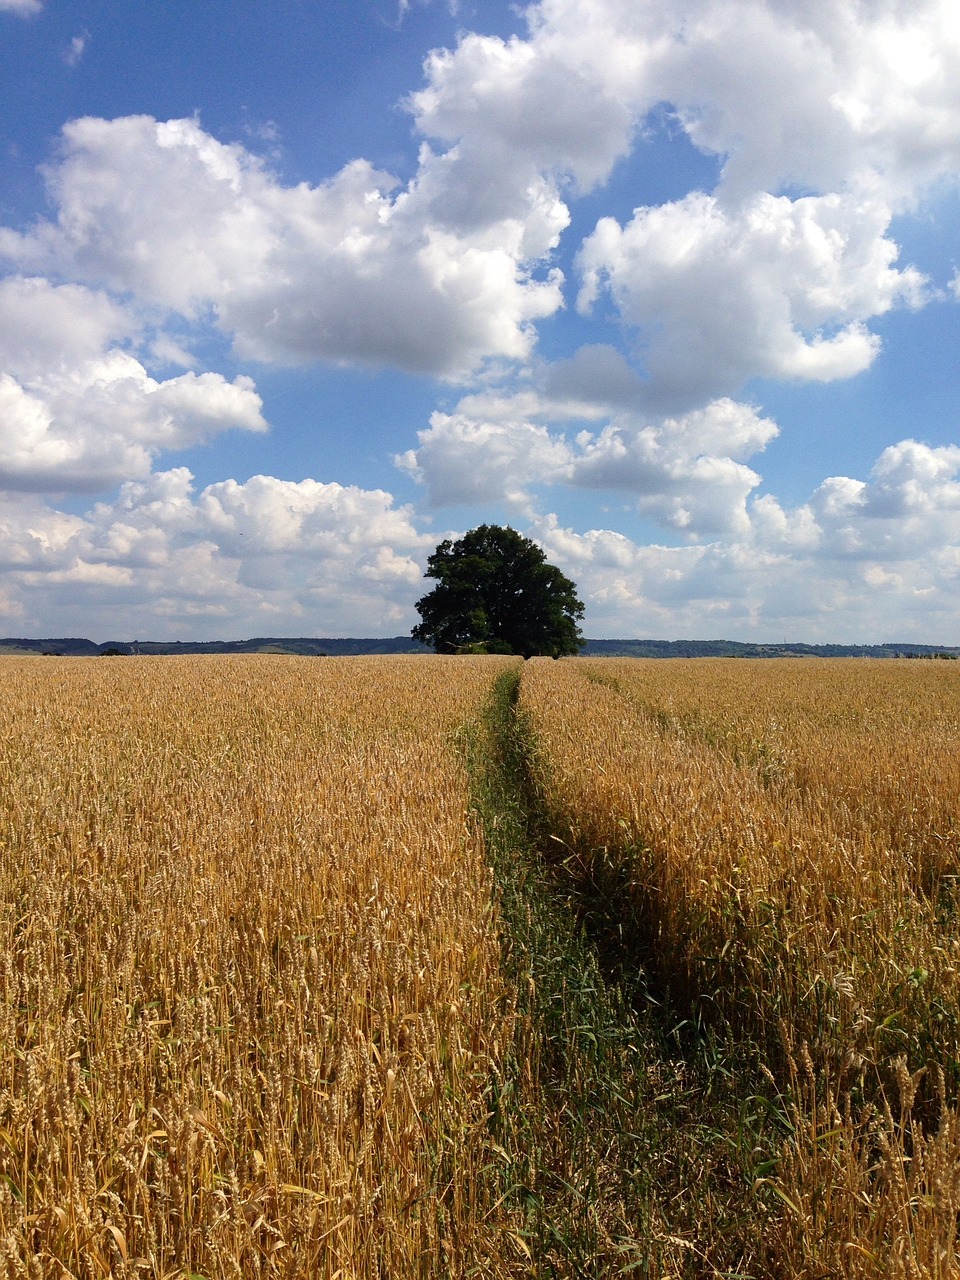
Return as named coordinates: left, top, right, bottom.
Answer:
left=581, top=639, right=960, bottom=659
left=0, top=636, right=430, bottom=657
left=1, top=636, right=957, bottom=658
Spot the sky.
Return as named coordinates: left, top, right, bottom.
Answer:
left=0, top=0, right=959, bottom=643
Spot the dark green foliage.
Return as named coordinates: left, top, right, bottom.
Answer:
left=412, top=525, right=585, bottom=658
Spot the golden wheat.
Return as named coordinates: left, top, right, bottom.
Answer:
left=0, top=654, right=519, bottom=1279
left=9, top=651, right=959, bottom=1276
left=520, top=656, right=960, bottom=1277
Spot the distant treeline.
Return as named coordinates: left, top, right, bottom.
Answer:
left=0, top=637, right=428, bottom=657
left=581, top=639, right=960, bottom=659
left=1, top=636, right=958, bottom=659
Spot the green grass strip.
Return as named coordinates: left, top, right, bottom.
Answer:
left=467, top=667, right=658, bottom=1274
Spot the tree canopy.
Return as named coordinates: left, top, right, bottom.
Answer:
left=412, top=525, right=585, bottom=658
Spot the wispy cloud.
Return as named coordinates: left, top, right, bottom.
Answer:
left=62, top=31, right=89, bottom=67
left=0, top=0, right=42, bottom=16
left=392, top=0, right=459, bottom=31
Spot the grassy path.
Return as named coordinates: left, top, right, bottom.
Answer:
left=467, top=668, right=770, bottom=1277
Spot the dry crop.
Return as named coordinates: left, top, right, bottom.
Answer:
left=0, top=654, right=519, bottom=1279
left=8, top=651, right=960, bottom=1277
left=520, top=657, right=960, bottom=1277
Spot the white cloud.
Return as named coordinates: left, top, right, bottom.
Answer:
left=823, top=440, right=960, bottom=564
left=577, top=191, right=926, bottom=409
left=0, top=494, right=85, bottom=572
left=2, top=436, right=959, bottom=644
left=2, top=0, right=960, bottom=644
left=512, top=0, right=960, bottom=203
left=866, top=440, right=960, bottom=518
left=0, top=356, right=267, bottom=494
left=397, top=410, right=571, bottom=509
left=63, top=32, right=88, bottom=66
left=0, top=0, right=41, bottom=15
left=403, top=0, right=953, bottom=408
left=540, top=344, right=646, bottom=415
left=147, top=333, right=199, bottom=371
left=570, top=400, right=777, bottom=535
left=0, top=114, right=565, bottom=379
left=516, top=436, right=960, bottom=640
left=754, top=442, right=960, bottom=563
left=0, top=470, right=431, bottom=639
left=394, top=0, right=460, bottom=27
left=2, top=0, right=954, bottom=405
left=527, top=439, right=960, bottom=640
left=0, top=275, right=266, bottom=493
left=0, top=276, right=135, bottom=379
left=397, top=0, right=960, bottom=245
left=400, top=394, right=778, bottom=536
left=529, top=512, right=762, bottom=635
left=408, top=27, right=639, bottom=192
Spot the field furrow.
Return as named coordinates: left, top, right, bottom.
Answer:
left=519, top=656, right=960, bottom=1276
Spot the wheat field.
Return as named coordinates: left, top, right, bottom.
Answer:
left=520, top=657, right=960, bottom=1276
left=0, top=654, right=520, bottom=1279
left=4, top=653, right=960, bottom=1277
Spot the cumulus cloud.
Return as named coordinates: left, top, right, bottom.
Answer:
left=748, top=441, right=960, bottom=564
left=527, top=432, right=960, bottom=640
left=0, top=493, right=85, bottom=574
left=529, top=511, right=781, bottom=636
left=406, top=0, right=951, bottom=405
left=408, top=26, right=639, bottom=192
left=406, top=0, right=959, bottom=418
left=397, top=410, right=571, bottom=510
left=812, top=441, right=960, bottom=562
left=570, top=400, right=778, bottom=535
left=400, top=394, right=778, bottom=536
left=0, top=275, right=266, bottom=493
left=1, top=0, right=953, bottom=403
left=0, top=114, right=565, bottom=378
left=650, top=0, right=960, bottom=201
left=577, top=191, right=927, bottom=409
left=0, top=276, right=135, bottom=379
left=2, top=435, right=959, bottom=644
left=0, top=0, right=42, bottom=15
left=435, top=0, right=960, bottom=205
left=408, top=428, right=960, bottom=642
left=0, top=470, right=430, bottom=638
left=0, top=359, right=266, bottom=492
left=0, top=355, right=264, bottom=499
left=540, top=344, right=646, bottom=414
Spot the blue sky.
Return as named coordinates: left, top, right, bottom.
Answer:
left=0, top=0, right=958, bottom=642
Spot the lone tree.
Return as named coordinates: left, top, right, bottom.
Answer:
left=412, top=524, right=585, bottom=658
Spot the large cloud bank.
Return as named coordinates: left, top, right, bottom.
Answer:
left=1, top=0, right=959, bottom=639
